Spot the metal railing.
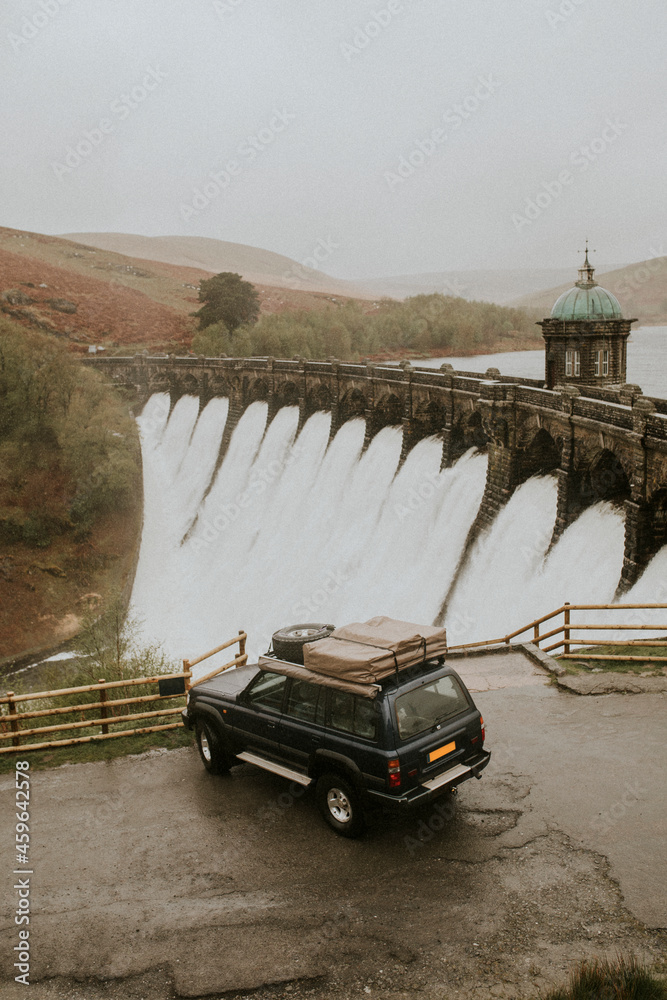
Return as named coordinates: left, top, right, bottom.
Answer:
left=448, top=603, right=667, bottom=662
left=0, top=631, right=247, bottom=754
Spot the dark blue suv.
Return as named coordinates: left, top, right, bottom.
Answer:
left=183, top=654, right=490, bottom=837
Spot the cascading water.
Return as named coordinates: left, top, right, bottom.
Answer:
left=130, top=393, right=664, bottom=668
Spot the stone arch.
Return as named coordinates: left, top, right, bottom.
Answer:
left=372, top=392, right=404, bottom=430
left=274, top=379, right=299, bottom=408
left=177, top=373, right=200, bottom=396
left=646, top=486, right=667, bottom=559
left=306, top=382, right=332, bottom=413
left=575, top=448, right=632, bottom=510
left=147, top=373, right=170, bottom=393
left=517, top=427, right=561, bottom=483
left=208, top=375, right=230, bottom=397
left=339, top=387, right=367, bottom=424
left=413, top=398, right=445, bottom=436
left=249, top=377, right=270, bottom=403
left=451, top=409, right=487, bottom=457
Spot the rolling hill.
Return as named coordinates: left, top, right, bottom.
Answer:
left=0, top=227, right=377, bottom=351
left=63, top=232, right=367, bottom=297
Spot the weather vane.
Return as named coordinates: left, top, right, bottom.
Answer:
left=578, top=239, right=596, bottom=262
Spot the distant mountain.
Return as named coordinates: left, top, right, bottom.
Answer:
left=512, top=257, right=667, bottom=325
left=63, top=232, right=370, bottom=298
left=349, top=268, right=623, bottom=304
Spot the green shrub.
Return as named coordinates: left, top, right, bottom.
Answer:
left=0, top=317, right=141, bottom=544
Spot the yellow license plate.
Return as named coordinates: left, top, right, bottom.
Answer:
left=428, top=740, right=456, bottom=763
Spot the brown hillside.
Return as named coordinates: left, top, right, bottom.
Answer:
left=0, top=227, right=379, bottom=352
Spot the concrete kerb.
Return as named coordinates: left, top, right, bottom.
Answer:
left=450, top=640, right=667, bottom=696
left=446, top=640, right=566, bottom=675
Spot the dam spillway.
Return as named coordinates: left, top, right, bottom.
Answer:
left=129, top=392, right=666, bottom=662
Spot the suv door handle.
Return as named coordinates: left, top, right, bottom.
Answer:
left=311, top=735, right=322, bottom=744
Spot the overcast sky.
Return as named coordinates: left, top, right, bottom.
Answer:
left=1, top=0, right=665, bottom=279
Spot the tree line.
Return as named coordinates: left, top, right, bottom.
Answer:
left=191, top=273, right=540, bottom=361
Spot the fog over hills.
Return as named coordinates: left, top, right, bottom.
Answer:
left=64, top=232, right=633, bottom=307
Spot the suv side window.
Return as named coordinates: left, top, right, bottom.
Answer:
left=329, top=690, right=376, bottom=740
left=246, top=671, right=287, bottom=713
left=284, top=679, right=326, bottom=725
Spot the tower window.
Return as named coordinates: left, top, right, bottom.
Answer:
left=594, top=349, right=609, bottom=377
left=565, top=350, right=580, bottom=377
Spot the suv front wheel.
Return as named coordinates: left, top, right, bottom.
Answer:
left=195, top=719, right=234, bottom=775
left=316, top=772, right=366, bottom=838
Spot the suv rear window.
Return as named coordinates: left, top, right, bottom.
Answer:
left=395, top=674, right=469, bottom=740
left=329, top=690, right=376, bottom=740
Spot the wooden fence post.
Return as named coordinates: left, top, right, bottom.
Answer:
left=98, top=680, right=109, bottom=735
left=534, top=623, right=540, bottom=645
left=183, top=659, right=191, bottom=695
left=7, top=692, right=20, bottom=748
left=563, top=603, right=571, bottom=655
left=238, top=629, right=246, bottom=661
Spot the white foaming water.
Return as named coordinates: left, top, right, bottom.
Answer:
left=131, top=393, right=663, bottom=668
left=444, top=478, right=626, bottom=645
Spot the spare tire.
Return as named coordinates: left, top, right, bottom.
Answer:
left=272, top=623, right=335, bottom=665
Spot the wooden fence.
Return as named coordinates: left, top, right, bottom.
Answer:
left=0, top=631, right=247, bottom=755
left=448, top=603, right=667, bottom=662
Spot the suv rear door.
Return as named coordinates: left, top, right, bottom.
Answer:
left=278, top=678, right=327, bottom=771
left=390, top=671, right=484, bottom=787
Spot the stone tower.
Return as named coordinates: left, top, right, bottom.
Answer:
left=539, top=246, right=636, bottom=389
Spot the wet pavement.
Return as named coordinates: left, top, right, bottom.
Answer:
left=1, top=650, right=665, bottom=999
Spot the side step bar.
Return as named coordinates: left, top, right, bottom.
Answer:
left=236, top=751, right=312, bottom=787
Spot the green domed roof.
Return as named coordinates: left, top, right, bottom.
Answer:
left=551, top=283, right=623, bottom=321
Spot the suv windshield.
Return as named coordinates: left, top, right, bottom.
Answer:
left=395, top=674, right=469, bottom=739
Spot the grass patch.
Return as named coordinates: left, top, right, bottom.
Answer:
left=541, top=955, right=667, bottom=1000
left=557, top=644, right=667, bottom=675
left=0, top=725, right=194, bottom=773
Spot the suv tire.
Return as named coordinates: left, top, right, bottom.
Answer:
left=195, top=719, right=234, bottom=775
left=272, top=623, right=335, bottom=665
left=316, top=772, right=366, bottom=838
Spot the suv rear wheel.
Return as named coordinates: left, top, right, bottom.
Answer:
left=272, top=623, right=335, bottom=664
left=195, top=719, right=234, bottom=775
left=316, top=772, right=366, bottom=838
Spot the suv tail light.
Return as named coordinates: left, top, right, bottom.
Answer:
left=480, top=716, right=485, bottom=744
left=387, top=757, right=401, bottom=788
